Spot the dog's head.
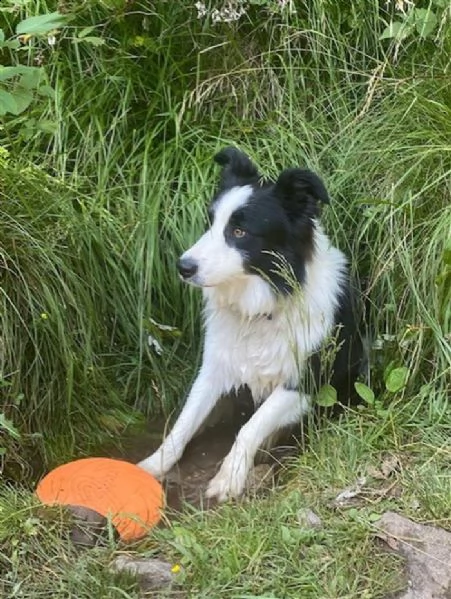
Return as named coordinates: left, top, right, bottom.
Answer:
left=177, top=147, right=329, bottom=293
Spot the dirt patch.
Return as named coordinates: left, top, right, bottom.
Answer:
left=109, top=391, right=296, bottom=511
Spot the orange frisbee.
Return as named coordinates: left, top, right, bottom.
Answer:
left=36, top=457, right=164, bottom=541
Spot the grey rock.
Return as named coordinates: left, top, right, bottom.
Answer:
left=111, top=554, right=175, bottom=591
left=68, top=505, right=113, bottom=548
left=297, top=508, right=323, bottom=530
left=375, top=511, right=451, bottom=599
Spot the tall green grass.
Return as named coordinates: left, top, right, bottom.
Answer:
left=0, top=156, right=193, bottom=472
left=0, top=0, right=450, bottom=474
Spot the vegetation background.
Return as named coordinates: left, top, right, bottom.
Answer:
left=0, top=0, right=449, bottom=597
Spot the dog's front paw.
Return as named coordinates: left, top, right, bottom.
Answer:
left=137, top=451, right=170, bottom=480
left=205, top=449, right=250, bottom=503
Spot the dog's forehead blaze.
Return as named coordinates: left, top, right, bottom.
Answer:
left=211, top=185, right=254, bottom=231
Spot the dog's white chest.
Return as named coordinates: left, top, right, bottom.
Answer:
left=204, top=309, right=302, bottom=400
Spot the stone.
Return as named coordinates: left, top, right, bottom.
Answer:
left=375, top=511, right=451, bottom=599
left=111, top=554, right=176, bottom=592
left=297, top=508, right=323, bottom=530
left=68, top=505, right=113, bottom=548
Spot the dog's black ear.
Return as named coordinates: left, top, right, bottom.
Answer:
left=214, top=147, right=259, bottom=189
left=274, top=168, right=329, bottom=219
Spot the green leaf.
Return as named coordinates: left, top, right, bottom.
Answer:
left=379, top=20, right=413, bottom=41
left=354, top=382, right=375, bottom=405
left=414, top=8, right=438, bottom=38
left=11, top=89, right=33, bottom=114
left=368, top=512, right=381, bottom=522
left=37, top=120, right=58, bottom=133
left=37, top=84, right=56, bottom=99
left=19, top=68, right=42, bottom=90
left=0, top=29, right=5, bottom=43
left=0, top=413, right=21, bottom=439
left=14, top=392, right=25, bottom=406
left=316, top=384, right=338, bottom=407
left=380, top=21, right=403, bottom=40
left=385, top=366, right=409, bottom=393
left=0, top=88, right=18, bottom=115
left=0, top=65, right=32, bottom=82
left=22, top=118, right=58, bottom=134
left=0, top=40, right=21, bottom=50
left=73, top=36, right=105, bottom=47
left=77, top=26, right=97, bottom=38
left=0, top=378, right=11, bottom=389
left=281, top=525, right=292, bottom=543
left=16, top=11, right=69, bottom=36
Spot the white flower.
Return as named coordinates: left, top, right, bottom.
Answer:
left=211, top=3, right=246, bottom=23
left=196, top=1, right=247, bottom=23
left=47, top=34, right=56, bottom=46
left=148, top=335, right=163, bottom=355
left=277, top=0, right=296, bottom=13
left=385, top=0, right=414, bottom=14
left=195, top=1, right=208, bottom=18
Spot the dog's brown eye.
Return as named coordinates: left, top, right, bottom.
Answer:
left=233, top=228, right=246, bottom=238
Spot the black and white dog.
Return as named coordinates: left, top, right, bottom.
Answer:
left=139, top=148, right=364, bottom=502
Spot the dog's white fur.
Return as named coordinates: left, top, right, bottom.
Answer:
left=139, top=186, right=348, bottom=502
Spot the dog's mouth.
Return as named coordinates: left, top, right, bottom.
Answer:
left=179, top=274, right=213, bottom=288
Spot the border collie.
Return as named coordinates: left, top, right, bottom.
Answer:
left=139, top=147, right=363, bottom=502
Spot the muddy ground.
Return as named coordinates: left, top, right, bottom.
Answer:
left=108, top=391, right=297, bottom=511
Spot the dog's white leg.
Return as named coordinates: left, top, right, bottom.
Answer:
left=206, top=387, right=310, bottom=502
left=138, top=365, right=224, bottom=479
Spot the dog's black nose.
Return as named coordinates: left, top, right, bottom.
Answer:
left=177, top=257, right=198, bottom=279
